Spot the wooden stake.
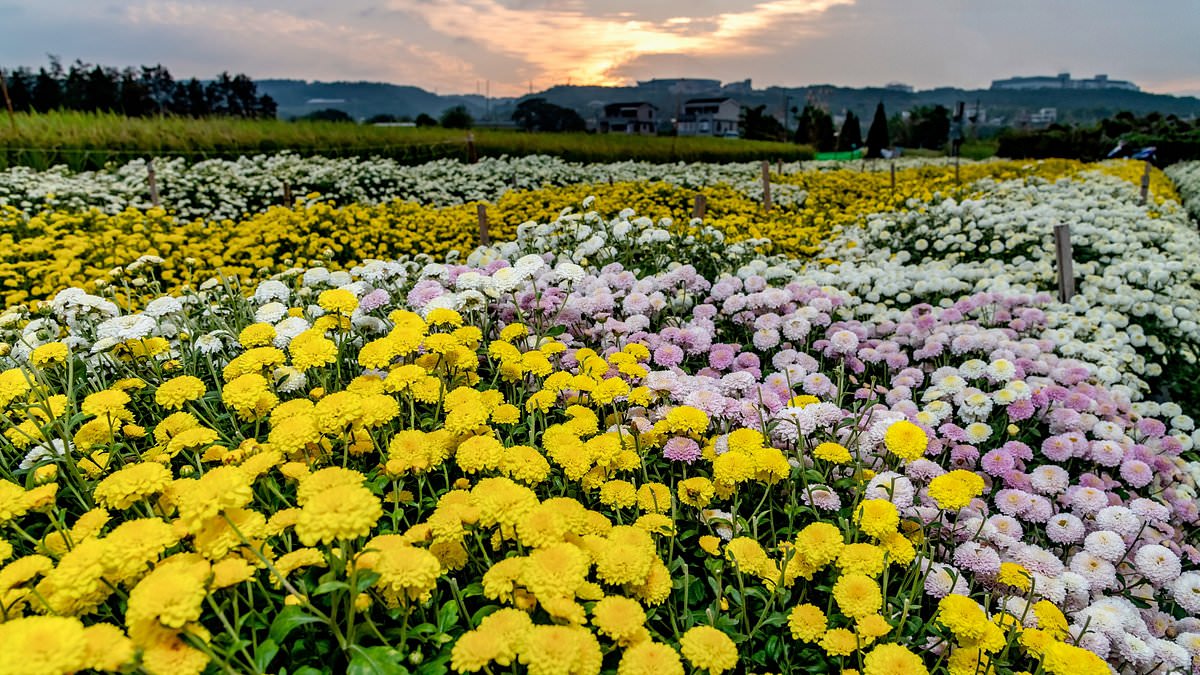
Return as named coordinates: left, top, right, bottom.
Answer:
left=1053, top=223, right=1074, bottom=302
left=776, top=158, right=782, bottom=175
left=608, top=175, right=613, bottom=186
left=466, top=132, right=478, bottom=163
left=147, top=158, right=160, bottom=206
left=1140, top=160, right=1152, bottom=204
left=0, top=68, right=15, bottom=132
left=282, top=181, right=293, bottom=205
left=476, top=203, right=490, bottom=247
left=693, top=193, right=707, bottom=219
left=761, top=160, right=772, bottom=212
left=890, top=161, right=896, bottom=193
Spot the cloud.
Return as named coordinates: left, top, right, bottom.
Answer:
left=0, top=0, right=1197, bottom=98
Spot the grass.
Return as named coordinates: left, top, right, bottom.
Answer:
left=0, top=112, right=814, bottom=170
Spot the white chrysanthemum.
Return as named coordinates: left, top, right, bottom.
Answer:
left=20, top=438, right=72, bottom=470
left=253, top=279, right=292, bottom=303
left=273, top=317, right=311, bottom=348
left=255, top=302, right=288, bottom=324
left=273, top=366, right=308, bottom=394
left=144, top=296, right=184, bottom=318
left=194, top=331, right=227, bottom=355
left=97, top=314, right=156, bottom=341
left=1083, top=530, right=1126, bottom=562
left=1172, top=572, right=1200, bottom=613
left=1095, top=505, right=1142, bottom=537
left=1069, top=551, right=1117, bottom=591
left=1177, top=632, right=1200, bottom=658
left=828, top=329, right=858, bottom=354
left=301, top=268, right=331, bottom=287
left=1029, top=465, right=1069, bottom=495
left=1132, top=544, right=1181, bottom=586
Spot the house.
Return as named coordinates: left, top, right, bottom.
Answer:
left=598, top=102, right=658, bottom=135
left=1027, top=107, right=1058, bottom=125
left=677, top=98, right=741, bottom=137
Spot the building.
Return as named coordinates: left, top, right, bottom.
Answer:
left=598, top=102, right=658, bottom=134
left=991, top=72, right=1139, bottom=91
left=722, top=79, right=753, bottom=95
left=1027, top=107, right=1058, bottom=125
left=676, top=97, right=741, bottom=137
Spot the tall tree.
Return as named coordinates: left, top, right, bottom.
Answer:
left=741, top=104, right=785, bottom=141
left=866, top=102, right=890, bottom=158
left=31, top=68, right=62, bottom=112
left=512, top=98, right=585, bottom=132
left=836, top=111, right=862, bottom=151
left=3, top=68, right=34, bottom=112
left=440, top=105, right=474, bottom=129
left=794, top=104, right=836, bottom=151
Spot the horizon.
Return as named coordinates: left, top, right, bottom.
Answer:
left=2, top=1, right=1199, bottom=98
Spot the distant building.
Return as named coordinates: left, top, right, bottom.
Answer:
left=884, top=82, right=914, bottom=93
left=598, top=102, right=658, bottom=134
left=305, top=98, right=347, bottom=105
left=677, top=98, right=741, bottom=137
left=1027, top=107, right=1058, bottom=125
left=990, top=72, right=1138, bottom=91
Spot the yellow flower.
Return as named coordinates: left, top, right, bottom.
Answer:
left=600, top=480, right=638, bottom=509
left=862, top=643, right=928, bottom=675
left=317, top=288, right=358, bottom=315
left=0, top=615, right=89, bottom=675
left=883, top=420, right=927, bottom=460
left=357, top=535, right=442, bottom=605
left=519, top=625, right=602, bottom=675
left=1040, top=640, right=1111, bottom=675
left=855, top=499, right=900, bottom=539
left=30, top=341, right=69, bottom=367
left=813, top=441, right=852, bottom=463
left=618, top=641, right=684, bottom=675
left=93, top=462, right=172, bottom=509
left=928, top=470, right=986, bottom=511
left=699, top=535, right=722, bottom=556
left=679, top=625, right=738, bottom=675
left=238, top=322, right=277, bottom=348
left=996, top=562, right=1031, bottom=592
left=833, top=573, right=883, bottom=618
left=820, top=627, right=858, bottom=657
left=295, top=483, right=382, bottom=545
left=591, top=595, right=649, bottom=646
left=678, top=477, right=715, bottom=508
left=788, top=603, right=827, bottom=642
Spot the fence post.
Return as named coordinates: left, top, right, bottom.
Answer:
left=1140, top=160, right=1152, bottom=204
left=1053, top=223, right=1074, bottom=302
left=776, top=158, right=782, bottom=175
left=761, top=160, right=772, bottom=212
left=147, top=158, right=160, bottom=207
left=890, top=161, right=896, bottom=194
left=282, top=181, right=293, bottom=205
left=466, top=132, right=478, bottom=164
left=693, top=193, right=707, bottom=220
left=0, top=68, right=15, bottom=131
left=476, top=203, right=490, bottom=247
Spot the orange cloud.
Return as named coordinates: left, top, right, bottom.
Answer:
left=392, top=0, right=855, bottom=92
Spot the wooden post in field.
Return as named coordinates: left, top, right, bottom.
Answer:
left=282, top=181, right=293, bottom=205
left=1053, top=223, right=1074, bottom=302
left=1140, top=160, right=1152, bottom=204
left=608, top=175, right=613, bottom=186
left=466, top=132, right=478, bottom=163
left=761, top=160, right=772, bottom=212
left=776, top=158, right=782, bottom=175
left=693, top=193, right=707, bottom=220
left=0, top=68, right=15, bottom=132
left=476, top=203, right=491, bottom=247
left=890, top=161, right=896, bottom=193
left=147, top=158, right=160, bottom=206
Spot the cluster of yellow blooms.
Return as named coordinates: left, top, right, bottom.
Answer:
left=0, top=279, right=1126, bottom=675
left=0, top=159, right=1173, bottom=307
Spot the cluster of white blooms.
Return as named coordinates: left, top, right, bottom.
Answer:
left=1166, top=160, right=1200, bottom=221
left=0, top=153, right=836, bottom=219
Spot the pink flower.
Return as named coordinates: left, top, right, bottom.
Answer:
left=662, top=437, right=701, bottom=463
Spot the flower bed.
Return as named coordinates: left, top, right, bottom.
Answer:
left=0, top=158, right=1197, bottom=675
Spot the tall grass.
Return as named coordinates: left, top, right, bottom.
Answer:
left=0, top=112, right=814, bottom=170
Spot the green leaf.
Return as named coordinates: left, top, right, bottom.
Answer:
left=546, top=325, right=567, bottom=337
left=268, top=606, right=324, bottom=644
left=437, top=600, right=459, bottom=631
left=312, top=580, right=351, bottom=596
left=347, top=645, right=409, bottom=675
left=253, top=639, right=279, bottom=672
left=355, top=570, right=382, bottom=593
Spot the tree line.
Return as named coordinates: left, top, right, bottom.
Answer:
left=1, top=57, right=276, bottom=118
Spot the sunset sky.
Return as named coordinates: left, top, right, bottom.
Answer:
left=2, top=0, right=1198, bottom=97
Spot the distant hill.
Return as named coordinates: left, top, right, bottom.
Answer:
left=256, top=78, right=1200, bottom=128
left=257, top=79, right=508, bottom=121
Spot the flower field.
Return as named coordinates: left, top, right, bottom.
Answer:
left=0, top=154, right=1198, bottom=675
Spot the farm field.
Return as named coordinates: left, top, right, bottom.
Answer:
left=0, top=153, right=1199, bottom=675
left=0, top=112, right=814, bottom=171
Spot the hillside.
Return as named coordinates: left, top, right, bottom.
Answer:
left=256, top=78, right=1200, bottom=128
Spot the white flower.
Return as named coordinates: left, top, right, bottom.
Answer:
left=143, top=296, right=184, bottom=318
left=97, top=314, right=156, bottom=341
left=255, top=302, right=288, bottom=324
left=273, top=317, right=311, bottom=348
left=273, top=366, right=308, bottom=394
left=253, top=280, right=292, bottom=303
left=301, top=268, right=331, bottom=287
left=20, top=438, right=71, bottom=470
left=1172, top=572, right=1200, bottom=613
left=554, top=262, right=586, bottom=284
left=194, top=332, right=227, bottom=355
left=1133, top=544, right=1181, bottom=586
